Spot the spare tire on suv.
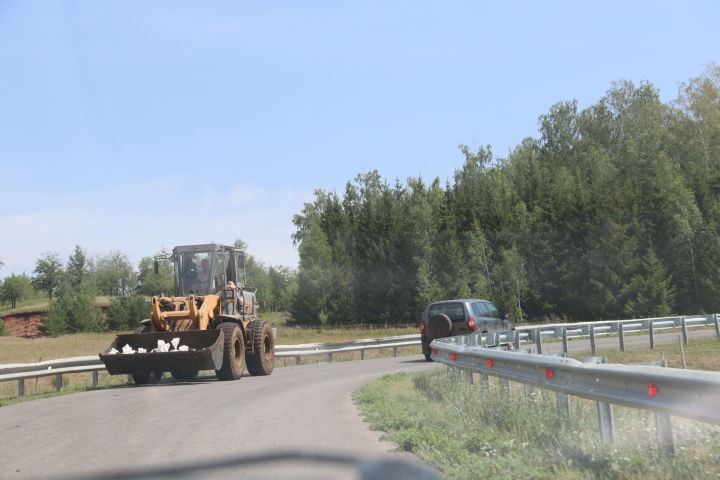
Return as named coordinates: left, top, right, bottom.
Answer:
left=427, top=313, right=452, bottom=339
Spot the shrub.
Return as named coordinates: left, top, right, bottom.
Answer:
left=40, top=285, right=102, bottom=336
left=107, top=295, right=149, bottom=331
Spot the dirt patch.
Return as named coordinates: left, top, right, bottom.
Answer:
left=2, top=311, right=44, bottom=338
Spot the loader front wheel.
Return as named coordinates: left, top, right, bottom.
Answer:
left=246, top=320, right=274, bottom=376
left=216, top=322, right=245, bottom=381
left=132, top=326, right=162, bottom=385
left=132, top=371, right=162, bottom=385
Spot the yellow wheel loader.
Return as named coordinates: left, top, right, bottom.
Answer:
left=99, top=244, right=274, bottom=384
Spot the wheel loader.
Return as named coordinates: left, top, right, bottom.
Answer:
left=98, top=243, right=274, bottom=384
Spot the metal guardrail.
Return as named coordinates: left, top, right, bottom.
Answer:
left=275, top=334, right=419, bottom=363
left=1, top=313, right=718, bottom=398
left=0, top=334, right=421, bottom=396
left=509, top=313, right=719, bottom=354
left=430, top=329, right=720, bottom=455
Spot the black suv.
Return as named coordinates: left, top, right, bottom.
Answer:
left=420, top=299, right=514, bottom=361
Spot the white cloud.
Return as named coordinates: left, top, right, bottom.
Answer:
left=0, top=183, right=313, bottom=280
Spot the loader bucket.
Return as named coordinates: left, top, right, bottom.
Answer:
left=98, top=329, right=224, bottom=375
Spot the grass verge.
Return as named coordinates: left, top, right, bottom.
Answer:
left=0, top=325, right=419, bottom=364
left=591, top=336, right=720, bottom=371
left=354, top=370, right=720, bottom=479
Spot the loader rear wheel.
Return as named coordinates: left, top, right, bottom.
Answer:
left=246, top=320, right=274, bottom=376
left=216, top=322, right=245, bottom=381
left=132, top=326, right=162, bottom=385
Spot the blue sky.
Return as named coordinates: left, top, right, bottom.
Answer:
left=1, top=1, right=718, bottom=277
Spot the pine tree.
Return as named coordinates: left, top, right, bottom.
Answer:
left=622, top=250, right=675, bottom=318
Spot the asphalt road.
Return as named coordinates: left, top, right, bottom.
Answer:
left=0, top=328, right=715, bottom=479
left=0, top=355, right=438, bottom=480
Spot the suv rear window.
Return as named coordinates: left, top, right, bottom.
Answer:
left=471, top=302, right=490, bottom=317
left=428, top=302, right=466, bottom=322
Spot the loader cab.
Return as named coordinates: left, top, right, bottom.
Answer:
left=171, top=244, right=246, bottom=296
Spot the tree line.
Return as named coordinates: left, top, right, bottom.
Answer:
left=291, top=65, right=720, bottom=326
left=0, top=240, right=297, bottom=336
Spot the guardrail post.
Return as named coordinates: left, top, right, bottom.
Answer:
left=513, top=331, right=520, bottom=350
left=649, top=321, right=655, bottom=350
left=447, top=366, right=461, bottom=383
left=590, top=326, right=597, bottom=355
left=681, top=317, right=688, bottom=345
left=535, top=329, right=543, bottom=355
left=462, top=369, right=474, bottom=385
left=327, top=353, right=333, bottom=362
left=596, top=402, right=614, bottom=443
left=523, top=383, right=533, bottom=400
left=678, top=335, right=687, bottom=369
left=18, top=379, right=25, bottom=397
left=392, top=346, right=398, bottom=357
left=360, top=349, right=366, bottom=360
left=556, top=392, right=570, bottom=418
left=127, top=374, right=132, bottom=384
left=618, top=323, right=625, bottom=352
left=561, top=327, right=569, bottom=355
left=655, top=412, right=674, bottom=456
left=92, top=371, right=99, bottom=387
left=55, top=374, right=63, bottom=392
left=295, top=356, right=301, bottom=365
left=479, top=373, right=489, bottom=386
left=499, top=377, right=509, bottom=392
left=715, top=314, right=720, bottom=338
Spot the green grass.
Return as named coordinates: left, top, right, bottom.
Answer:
left=571, top=336, right=720, bottom=371
left=354, top=370, right=720, bottom=480
left=0, top=296, right=113, bottom=316
left=0, top=298, right=50, bottom=316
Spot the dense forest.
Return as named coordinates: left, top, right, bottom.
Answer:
left=291, top=65, right=720, bottom=326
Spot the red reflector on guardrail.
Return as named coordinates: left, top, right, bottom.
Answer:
left=648, top=382, right=658, bottom=397
left=545, top=369, right=554, bottom=378
left=450, top=353, right=457, bottom=360
left=485, top=359, right=493, bottom=367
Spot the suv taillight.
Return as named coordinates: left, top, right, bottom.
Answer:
left=420, top=321, right=426, bottom=335
left=467, top=317, right=476, bottom=331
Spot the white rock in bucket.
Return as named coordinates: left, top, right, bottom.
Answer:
left=178, top=345, right=189, bottom=352
left=155, top=339, right=170, bottom=353
left=171, top=337, right=181, bottom=350
left=121, top=344, right=135, bottom=354
left=137, top=348, right=147, bottom=353
left=108, top=348, right=119, bottom=355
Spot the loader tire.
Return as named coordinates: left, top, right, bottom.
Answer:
left=246, top=320, right=274, bottom=376
left=171, top=370, right=198, bottom=381
left=132, top=326, right=162, bottom=385
left=216, top=322, right=245, bottom=381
